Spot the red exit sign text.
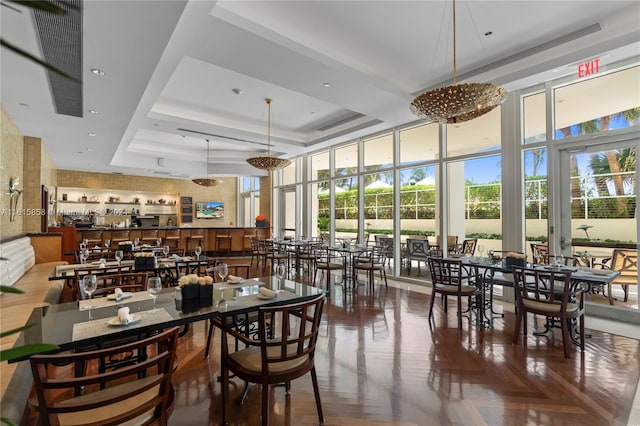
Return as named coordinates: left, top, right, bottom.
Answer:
left=578, top=59, right=600, bottom=78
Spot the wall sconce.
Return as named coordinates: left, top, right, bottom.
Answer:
left=7, top=177, right=22, bottom=221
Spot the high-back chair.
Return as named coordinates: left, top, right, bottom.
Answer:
left=28, top=327, right=180, bottom=426
left=427, top=257, right=482, bottom=329
left=406, top=238, right=431, bottom=274
left=603, top=248, right=638, bottom=304
left=353, top=246, right=388, bottom=291
left=220, top=295, right=326, bottom=426
left=88, top=272, right=149, bottom=298
left=459, top=238, right=477, bottom=255
left=511, top=266, right=585, bottom=359
left=312, top=246, right=345, bottom=293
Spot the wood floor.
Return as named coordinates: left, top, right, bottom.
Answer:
left=166, top=270, right=639, bottom=426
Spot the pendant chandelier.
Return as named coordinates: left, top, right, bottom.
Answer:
left=246, top=98, right=291, bottom=171
left=410, top=0, right=507, bottom=124
left=192, top=139, right=218, bottom=187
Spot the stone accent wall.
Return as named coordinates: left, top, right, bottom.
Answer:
left=22, top=137, right=42, bottom=233
left=1, top=106, right=24, bottom=239
left=57, top=170, right=240, bottom=227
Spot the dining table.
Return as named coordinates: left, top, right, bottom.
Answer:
left=455, top=255, right=621, bottom=327
left=14, top=276, right=325, bottom=361
left=328, top=244, right=368, bottom=289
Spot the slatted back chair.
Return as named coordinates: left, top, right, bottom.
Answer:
left=89, top=272, right=149, bottom=299
left=220, top=295, right=326, bottom=426
left=353, top=246, right=388, bottom=291
left=312, top=246, right=345, bottom=293
left=28, top=327, right=179, bottom=426
left=175, top=259, right=215, bottom=280
left=427, top=257, right=482, bottom=329
left=74, top=265, right=133, bottom=300
left=511, top=266, right=585, bottom=359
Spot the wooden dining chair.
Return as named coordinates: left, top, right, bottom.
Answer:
left=28, top=326, right=180, bottom=426
left=89, top=272, right=149, bottom=298
left=511, top=266, right=585, bottom=359
left=427, top=257, right=482, bottom=329
left=598, top=248, right=638, bottom=304
left=220, top=295, right=326, bottom=426
left=73, top=265, right=132, bottom=300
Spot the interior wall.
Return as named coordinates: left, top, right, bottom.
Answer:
left=1, top=106, right=24, bottom=240
left=57, top=170, right=239, bottom=227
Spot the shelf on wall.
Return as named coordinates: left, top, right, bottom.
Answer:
left=105, top=202, right=141, bottom=205
left=58, top=200, right=100, bottom=204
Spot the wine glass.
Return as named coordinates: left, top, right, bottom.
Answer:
left=163, top=245, right=170, bottom=258
left=276, top=262, right=287, bottom=280
left=104, top=239, right=111, bottom=252
left=217, top=263, right=228, bottom=282
left=147, top=277, right=162, bottom=312
left=156, top=237, right=162, bottom=247
left=476, top=244, right=485, bottom=259
left=82, top=238, right=89, bottom=247
left=554, top=254, right=565, bottom=268
left=115, top=250, right=124, bottom=265
left=134, top=237, right=140, bottom=248
left=217, top=263, right=229, bottom=312
left=83, top=275, right=97, bottom=319
left=488, top=249, right=494, bottom=261
left=194, top=246, right=202, bottom=260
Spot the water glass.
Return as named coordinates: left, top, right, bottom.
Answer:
left=195, top=246, right=202, bottom=260
left=217, top=263, right=228, bottom=282
left=163, top=245, right=170, bottom=257
left=104, top=239, right=111, bottom=251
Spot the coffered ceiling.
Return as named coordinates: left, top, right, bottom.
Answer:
left=1, top=1, right=639, bottom=180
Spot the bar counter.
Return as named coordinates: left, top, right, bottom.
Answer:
left=51, top=226, right=270, bottom=261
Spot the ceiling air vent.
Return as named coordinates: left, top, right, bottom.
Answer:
left=32, top=0, right=83, bottom=117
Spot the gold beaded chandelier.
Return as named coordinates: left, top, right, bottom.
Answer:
left=192, top=139, right=218, bottom=187
left=410, top=0, right=506, bottom=124
left=246, top=98, right=291, bottom=171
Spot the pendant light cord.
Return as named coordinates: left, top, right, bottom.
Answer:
left=452, top=0, right=457, bottom=86
left=266, top=98, right=272, bottom=156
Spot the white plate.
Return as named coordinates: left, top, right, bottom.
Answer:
left=106, top=292, right=133, bottom=300
left=107, top=314, right=142, bottom=326
left=257, top=294, right=277, bottom=300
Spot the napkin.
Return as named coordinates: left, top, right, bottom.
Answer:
left=171, top=254, right=181, bottom=260
left=227, top=275, right=244, bottom=283
left=115, top=288, right=124, bottom=301
left=117, top=307, right=133, bottom=325
left=590, top=269, right=611, bottom=276
left=258, top=287, right=277, bottom=298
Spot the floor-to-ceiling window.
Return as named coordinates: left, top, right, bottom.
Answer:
left=239, top=177, right=260, bottom=227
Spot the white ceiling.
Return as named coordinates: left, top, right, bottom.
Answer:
left=1, top=0, right=639, bottom=180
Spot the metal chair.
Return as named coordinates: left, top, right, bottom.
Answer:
left=512, top=266, right=585, bottom=359
left=427, top=257, right=482, bottom=329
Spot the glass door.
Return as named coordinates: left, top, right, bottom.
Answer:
left=279, top=187, right=297, bottom=239
left=557, top=139, right=638, bottom=308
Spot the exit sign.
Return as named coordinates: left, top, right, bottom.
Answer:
left=577, top=58, right=600, bottom=78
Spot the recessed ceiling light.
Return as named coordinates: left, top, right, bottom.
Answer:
left=90, top=68, right=105, bottom=76
left=19, top=103, right=29, bottom=107
left=77, top=151, right=83, bottom=154
left=88, top=109, right=99, bottom=114
left=87, top=147, right=95, bottom=151
left=232, top=88, right=242, bottom=95
left=88, top=132, right=96, bottom=136
left=322, top=82, right=331, bottom=88
left=484, top=31, right=493, bottom=36
left=153, top=123, right=159, bottom=127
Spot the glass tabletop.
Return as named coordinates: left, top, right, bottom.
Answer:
left=19, top=277, right=326, bottom=358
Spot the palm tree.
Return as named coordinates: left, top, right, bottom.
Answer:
left=588, top=148, right=636, bottom=215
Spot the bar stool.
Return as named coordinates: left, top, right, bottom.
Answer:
left=141, top=229, right=159, bottom=246
left=187, top=229, right=206, bottom=256
left=164, top=229, right=181, bottom=249
left=243, top=233, right=256, bottom=257
left=109, top=230, right=130, bottom=244
left=216, top=231, right=232, bottom=258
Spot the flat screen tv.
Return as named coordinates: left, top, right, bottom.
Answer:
left=195, top=201, right=224, bottom=219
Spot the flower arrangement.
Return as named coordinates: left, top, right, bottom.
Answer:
left=177, top=274, right=213, bottom=300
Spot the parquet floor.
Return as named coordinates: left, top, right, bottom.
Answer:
left=166, top=265, right=639, bottom=426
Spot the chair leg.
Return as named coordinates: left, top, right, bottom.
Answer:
left=311, top=366, right=325, bottom=425
left=428, top=290, right=437, bottom=323
left=512, top=309, right=523, bottom=345
left=221, top=343, right=229, bottom=425
left=579, top=315, right=585, bottom=353
left=262, top=383, right=269, bottom=426
left=622, top=284, right=629, bottom=302
left=607, top=282, right=614, bottom=305
left=457, top=295, right=462, bottom=329
left=561, top=318, right=571, bottom=359
left=205, top=319, right=214, bottom=359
